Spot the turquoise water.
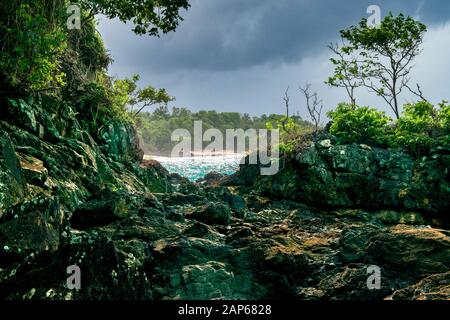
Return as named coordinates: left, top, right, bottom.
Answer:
left=151, top=154, right=244, bottom=182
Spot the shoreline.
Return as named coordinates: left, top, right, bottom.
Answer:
left=144, top=151, right=247, bottom=160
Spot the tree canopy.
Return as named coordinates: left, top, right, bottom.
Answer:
left=111, top=74, right=175, bottom=117
left=79, top=0, right=190, bottom=36
left=327, top=13, right=427, bottom=118
left=0, top=0, right=191, bottom=92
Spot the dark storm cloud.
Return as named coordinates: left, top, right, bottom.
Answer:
left=97, top=0, right=450, bottom=117
left=99, top=0, right=450, bottom=72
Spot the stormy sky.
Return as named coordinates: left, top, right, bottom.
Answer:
left=97, top=0, right=450, bottom=119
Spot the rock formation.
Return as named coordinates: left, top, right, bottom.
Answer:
left=1, top=98, right=449, bottom=300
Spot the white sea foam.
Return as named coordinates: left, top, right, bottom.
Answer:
left=148, top=154, right=245, bottom=182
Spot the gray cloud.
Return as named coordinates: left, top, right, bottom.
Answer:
left=97, top=0, right=450, bottom=117
left=99, top=0, right=450, bottom=72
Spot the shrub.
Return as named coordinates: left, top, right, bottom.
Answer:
left=266, top=117, right=314, bottom=155
left=438, top=101, right=450, bottom=131
left=0, top=2, right=67, bottom=91
left=75, top=75, right=136, bottom=137
left=327, top=103, right=392, bottom=146
left=392, top=101, right=450, bottom=155
left=437, top=102, right=450, bottom=150
left=391, top=101, right=435, bottom=154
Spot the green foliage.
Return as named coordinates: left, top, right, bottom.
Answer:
left=79, top=0, right=190, bottom=36
left=0, top=2, right=67, bottom=91
left=76, top=81, right=111, bottom=135
left=327, top=103, right=392, bottom=146
left=69, top=69, right=174, bottom=139
left=0, top=0, right=190, bottom=146
left=265, top=116, right=309, bottom=133
left=327, top=58, right=360, bottom=87
left=0, top=0, right=191, bottom=92
left=391, top=101, right=435, bottom=153
left=341, top=13, right=426, bottom=54
left=327, top=101, right=450, bottom=157
left=329, top=13, right=427, bottom=117
left=439, top=102, right=450, bottom=131
left=109, top=76, right=139, bottom=113
left=325, top=44, right=361, bottom=106
left=277, top=139, right=298, bottom=155
left=438, top=102, right=450, bottom=150
left=266, top=117, right=313, bottom=154
left=62, top=15, right=112, bottom=106
left=61, top=15, right=125, bottom=137
left=392, top=101, right=450, bottom=155
left=325, top=14, right=447, bottom=157
left=136, top=109, right=311, bottom=155
left=112, top=74, right=175, bottom=117
left=66, top=17, right=111, bottom=74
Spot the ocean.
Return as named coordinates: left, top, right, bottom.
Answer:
left=150, top=154, right=245, bottom=182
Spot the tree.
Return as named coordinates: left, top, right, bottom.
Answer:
left=79, top=0, right=191, bottom=36
left=111, top=74, right=175, bottom=118
left=299, top=84, right=324, bottom=136
left=326, top=42, right=362, bottom=106
left=152, top=105, right=171, bottom=120
left=280, top=87, right=291, bottom=133
left=329, top=13, right=427, bottom=118
left=0, top=0, right=191, bottom=93
left=0, top=1, right=67, bottom=92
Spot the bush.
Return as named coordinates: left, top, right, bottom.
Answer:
left=437, top=102, right=450, bottom=150
left=437, top=101, right=450, bottom=131
left=0, top=2, right=67, bottom=91
left=75, top=75, right=137, bottom=137
left=327, top=103, right=392, bottom=146
left=265, top=117, right=314, bottom=155
left=62, top=17, right=112, bottom=100
left=392, top=101, right=450, bottom=155
left=326, top=101, right=450, bottom=156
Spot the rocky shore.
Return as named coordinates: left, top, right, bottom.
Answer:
left=0, top=97, right=449, bottom=300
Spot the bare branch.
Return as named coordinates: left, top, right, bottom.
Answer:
left=405, top=83, right=428, bottom=102
left=283, top=86, right=290, bottom=118
left=299, top=84, right=323, bottom=137
left=133, top=102, right=154, bottom=117
left=280, top=86, right=291, bottom=133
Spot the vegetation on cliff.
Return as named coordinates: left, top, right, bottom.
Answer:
left=0, top=2, right=449, bottom=302
left=0, top=0, right=189, bottom=140
left=296, top=13, right=449, bottom=158
left=327, top=101, right=450, bottom=156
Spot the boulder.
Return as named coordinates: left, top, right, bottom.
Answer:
left=99, top=121, right=143, bottom=163
left=70, top=189, right=162, bottom=230
left=366, top=225, right=450, bottom=279
left=188, top=203, right=231, bottom=225
left=262, top=242, right=309, bottom=275
left=18, top=153, right=48, bottom=186
left=252, top=141, right=449, bottom=214
left=0, top=134, right=25, bottom=215
left=0, top=196, right=63, bottom=256
left=387, top=271, right=450, bottom=300
left=196, top=171, right=224, bottom=186
left=179, top=261, right=234, bottom=300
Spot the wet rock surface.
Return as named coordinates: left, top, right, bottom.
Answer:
left=2, top=185, right=449, bottom=300
left=0, top=98, right=449, bottom=300
left=240, top=140, right=450, bottom=214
